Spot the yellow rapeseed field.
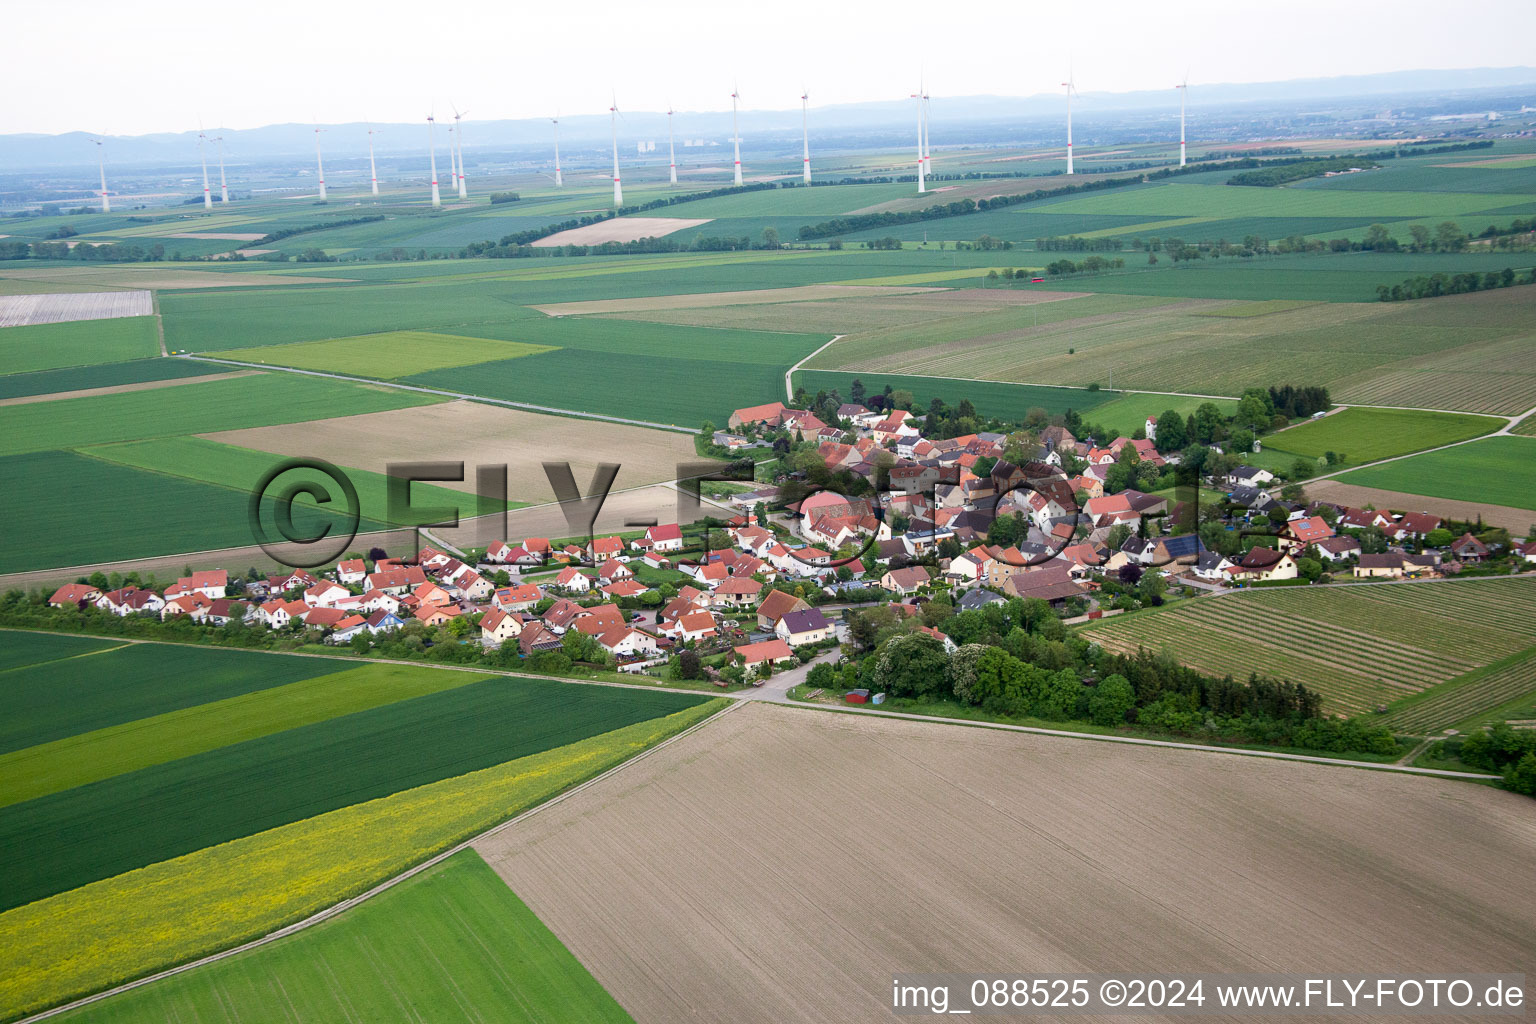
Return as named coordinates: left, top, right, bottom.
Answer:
left=0, top=699, right=726, bottom=1020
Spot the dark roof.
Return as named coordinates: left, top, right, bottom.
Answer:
left=1159, top=534, right=1204, bottom=559
left=780, top=608, right=832, bottom=634
left=957, top=588, right=1007, bottom=611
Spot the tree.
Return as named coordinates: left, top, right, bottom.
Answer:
left=867, top=631, right=949, bottom=698
left=1154, top=410, right=1188, bottom=450
left=761, top=226, right=780, bottom=249
left=947, top=643, right=990, bottom=704
left=1425, top=528, right=1454, bottom=548
left=806, top=661, right=835, bottom=689
left=1505, top=752, right=1536, bottom=797
left=1296, top=557, right=1323, bottom=582
left=1409, top=224, right=1431, bottom=251
left=849, top=378, right=866, bottom=405
left=889, top=389, right=915, bottom=411
left=1434, top=220, right=1467, bottom=252
left=1088, top=673, right=1135, bottom=726
left=676, top=648, right=702, bottom=679
left=1105, top=523, right=1132, bottom=551
left=1191, top=402, right=1225, bottom=444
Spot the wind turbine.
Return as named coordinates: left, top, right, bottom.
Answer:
left=313, top=125, right=328, bottom=200
left=800, top=89, right=811, bottom=184
left=367, top=125, right=382, bottom=196
left=214, top=131, right=229, bottom=203
left=1176, top=75, right=1188, bottom=167
left=667, top=105, right=677, bottom=185
left=90, top=137, right=110, bottom=213
left=198, top=128, right=212, bottom=209
left=551, top=115, right=563, bottom=187
left=921, top=80, right=931, bottom=182
left=609, top=96, right=623, bottom=207
left=446, top=124, right=458, bottom=198
left=427, top=114, right=442, bottom=208
left=730, top=86, right=743, bottom=185
left=913, top=88, right=926, bottom=193
left=1062, top=72, right=1076, bottom=175
left=452, top=105, right=469, bottom=198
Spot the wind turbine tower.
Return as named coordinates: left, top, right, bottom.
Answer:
left=914, top=89, right=926, bottom=193
left=215, top=133, right=229, bottom=203
left=367, top=126, right=381, bottom=196
left=1176, top=77, right=1188, bottom=167
left=92, top=138, right=110, bottom=213
left=610, top=98, right=623, bottom=207
left=1063, top=74, right=1076, bottom=175
left=730, top=87, right=743, bottom=185
left=452, top=107, right=469, bottom=198
left=800, top=90, right=811, bottom=184
left=921, top=84, right=931, bottom=181
left=198, top=130, right=212, bottom=209
left=667, top=106, right=677, bottom=184
left=551, top=116, right=563, bottom=187
left=427, top=115, right=442, bottom=208
left=313, top=126, right=328, bottom=200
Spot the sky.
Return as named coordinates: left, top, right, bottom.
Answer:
left=4, top=0, right=1534, bottom=136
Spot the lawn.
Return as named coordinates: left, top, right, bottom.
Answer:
left=0, top=449, right=377, bottom=574
left=1079, top=578, right=1536, bottom=717
left=0, top=662, right=489, bottom=808
left=51, top=850, right=635, bottom=1024
left=1335, top=436, right=1536, bottom=512
left=1082, top=392, right=1238, bottom=438
left=792, top=370, right=1118, bottom=422
left=207, top=329, right=558, bottom=378
left=0, top=371, right=444, bottom=457
left=1262, top=407, right=1503, bottom=466
left=0, top=357, right=226, bottom=400
left=0, top=674, right=708, bottom=910
left=0, top=316, right=161, bottom=373
left=0, top=698, right=724, bottom=1019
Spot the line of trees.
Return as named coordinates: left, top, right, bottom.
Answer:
left=254, top=215, right=384, bottom=245
left=1035, top=235, right=1124, bottom=252
left=1227, top=156, right=1380, bottom=187
left=1376, top=267, right=1533, bottom=302
left=1044, top=255, right=1125, bottom=276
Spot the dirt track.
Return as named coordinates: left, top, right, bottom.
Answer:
left=475, top=703, right=1536, bottom=1024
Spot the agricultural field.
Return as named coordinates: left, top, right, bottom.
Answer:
left=1081, top=391, right=1239, bottom=437
left=0, top=289, right=151, bottom=327
left=806, top=281, right=1536, bottom=414
left=0, top=632, right=718, bottom=1018
left=1513, top=412, right=1536, bottom=436
left=1080, top=578, right=1536, bottom=717
left=792, top=370, right=1116, bottom=422
left=0, top=316, right=161, bottom=373
left=1260, top=406, right=1503, bottom=467
left=208, top=329, right=557, bottom=379
left=1379, top=649, right=1536, bottom=737
left=476, top=702, right=1536, bottom=1024
left=53, top=851, right=634, bottom=1024
left=0, top=357, right=229, bottom=401
left=1335, top=436, right=1536, bottom=512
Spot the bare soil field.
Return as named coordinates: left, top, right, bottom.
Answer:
left=1306, top=479, right=1533, bottom=532
left=0, top=370, right=257, bottom=408
left=0, top=290, right=152, bottom=327
left=532, top=284, right=938, bottom=317
left=201, top=399, right=700, bottom=506
left=600, top=287, right=1086, bottom=334
left=530, top=217, right=714, bottom=248
left=477, top=703, right=1536, bottom=1024
left=0, top=268, right=351, bottom=289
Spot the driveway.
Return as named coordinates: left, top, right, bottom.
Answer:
left=738, top=646, right=840, bottom=703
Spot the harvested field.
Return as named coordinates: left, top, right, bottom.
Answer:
left=163, top=232, right=267, bottom=241
left=0, top=267, right=351, bottom=289
left=1081, top=578, right=1536, bottom=717
left=0, top=369, right=257, bottom=408
left=1305, top=480, right=1535, bottom=532
left=476, top=703, right=1536, bottom=1024
left=532, top=283, right=937, bottom=316
left=0, top=290, right=151, bottom=327
left=530, top=216, right=713, bottom=247
left=201, top=399, right=701, bottom=506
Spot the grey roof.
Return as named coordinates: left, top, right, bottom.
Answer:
left=958, top=589, right=1007, bottom=611
left=1159, top=534, right=1205, bottom=559
left=780, top=608, right=833, bottom=633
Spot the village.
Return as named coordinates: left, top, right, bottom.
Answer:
left=43, top=392, right=1536, bottom=690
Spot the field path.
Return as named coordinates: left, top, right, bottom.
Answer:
left=785, top=335, right=843, bottom=403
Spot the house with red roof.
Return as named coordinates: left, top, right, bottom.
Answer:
left=336, top=558, right=369, bottom=585
left=480, top=608, right=525, bottom=645
left=494, top=583, right=543, bottom=613
left=554, top=566, right=592, bottom=593
left=734, top=638, right=796, bottom=671
left=1280, top=515, right=1335, bottom=553
left=49, top=583, right=101, bottom=608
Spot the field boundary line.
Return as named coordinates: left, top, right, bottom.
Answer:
left=775, top=700, right=1502, bottom=781
left=11, top=698, right=743, bottom=1024
left=176, top=355, right=698, bottom=433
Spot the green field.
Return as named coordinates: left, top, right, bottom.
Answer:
left=1080, top=578, right=1536, bottom=717
left=1379, top=648, right=1536, bottom=736
left=0, top=668, right=706, bottom=910
left=0, top=357, right=226, bottom=400
left=208, top=329, right=558, bottom=378
left=0, top=662, right=487, bottom=808
left=53, top=850, right=634, bottom=1024
left=1262, top=407, right=1503, bottom=466
left=792, top=369, right=1118, bottom=421
left=1336, top=436, right=1536, bottom=512
left=0, top=449, right=377, bottom=573
left=0, top=371, right=443, bottom=457
left=1511, top=413, right=1536, bottom=436
left=0, top=316, right=161, bottom=373
left=0, top=631, right=121, bottom=672
left=1083, top=392, right=1239, bottom=438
